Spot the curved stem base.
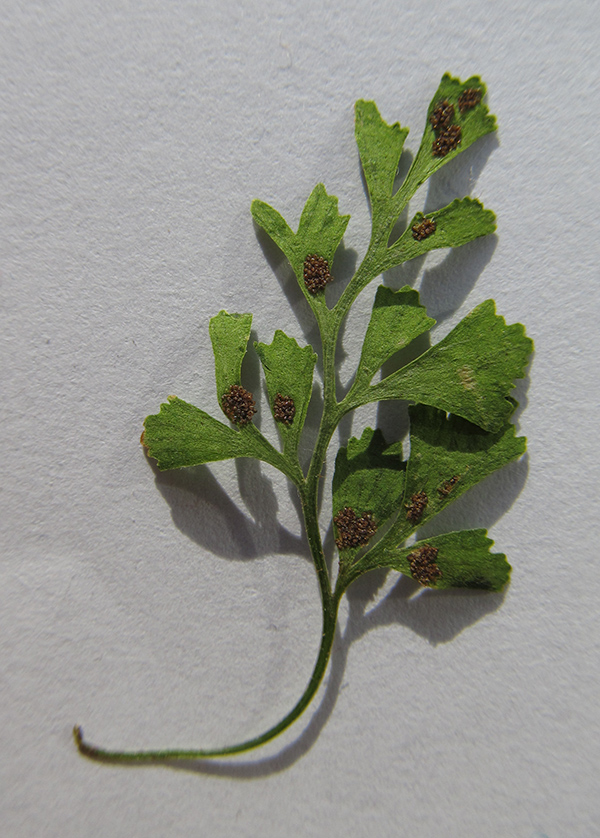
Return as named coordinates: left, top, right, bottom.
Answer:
left=75, top=594, right=340, bottom=763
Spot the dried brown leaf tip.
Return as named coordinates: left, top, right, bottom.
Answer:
left=407, top=544, right=442, bottom=587
left=438, top=475, right=461, bottom=497
left=333, top=507, right=377, bottom=550
left=273, top=393, right=296, bottom=426
left=405, top=490, right=428, bottom=524
left=412, top=216, right=436, bottom=241
left=458, top=88, right=482, bottom=114
left=221, top=384, right=256, bottom=426
left=430, top=100, right=455, bottom=132
left=432, top=124, right=462, bottom=157
left=303, top=254, right=333, bottom=294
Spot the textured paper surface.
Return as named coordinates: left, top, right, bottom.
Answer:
left=1, top=1, right=598, bottom=835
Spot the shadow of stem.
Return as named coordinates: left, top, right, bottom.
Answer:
left=145, top=566, right=506, bottom=778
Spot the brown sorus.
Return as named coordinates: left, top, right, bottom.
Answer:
left=412, top=217, right=436, bottom=241
left=273, top=393, right=296, bottom=426
left=333, top=506, right=377, bottom=550
left=407, top=544, right=442, bottom=586
left=438, top=475, right=461, bottom=497
left=429, top=100, right=455, bottom=132
left=406, top=490, right=428, bottom=524
left=303, top=254, right=333, bottom=294
left=458, top=88, right=482, bottom=114
left=221, top=384, right=256, bottom=426
left=432, top=124, right=462, bottom=157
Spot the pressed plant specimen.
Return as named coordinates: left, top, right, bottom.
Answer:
left=75, top=74, right=532, bottom=762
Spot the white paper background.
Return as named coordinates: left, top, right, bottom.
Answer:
left=1, top=1, right=598, bottom=836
